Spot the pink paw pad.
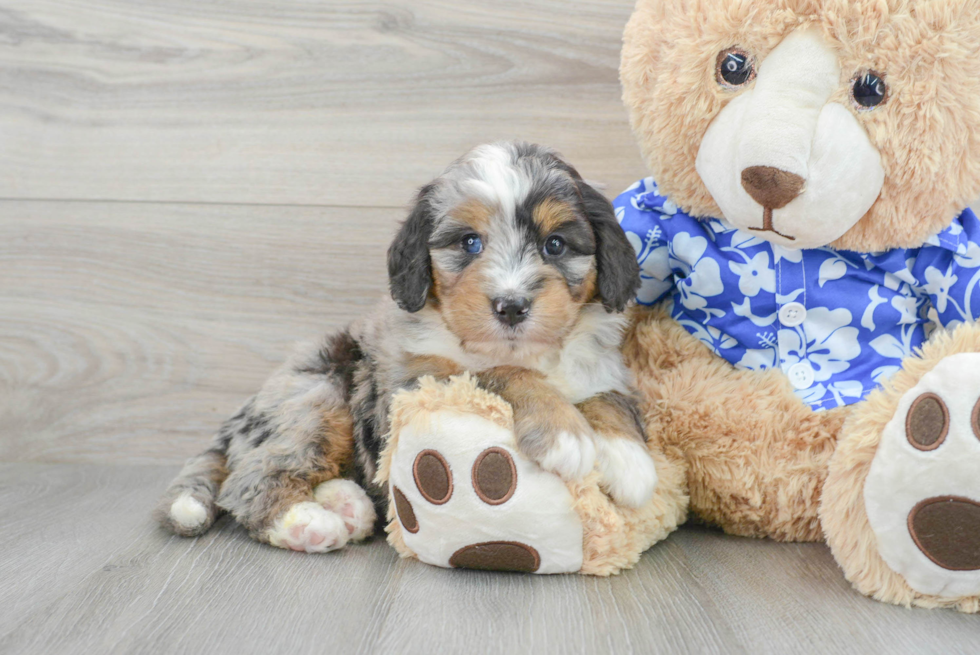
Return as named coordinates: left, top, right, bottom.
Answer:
left=267, top=502, right=348, bottom=554
left=313, top=479, right=377, bottom=542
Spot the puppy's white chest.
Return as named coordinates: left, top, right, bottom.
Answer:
left=543, top=343, right=632, bottom=404
left=540, top=311, right=633, bottom=403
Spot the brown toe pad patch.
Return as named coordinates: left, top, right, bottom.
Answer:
left=472, top=447, right=517, bottom=505
left=414, top=449, right=453, bottom=505
left=392, top=485, right=418, bottom=534
left=908, top=496, right=980, bottom=571
left=906, top=393, right=949, bottom=451
left=449, top=541, right=541, bottom=573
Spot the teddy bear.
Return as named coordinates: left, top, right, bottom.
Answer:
left=379, top=0, right=980, bottom=611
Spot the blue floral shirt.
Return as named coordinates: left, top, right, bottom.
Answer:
left=614, top=178, right=980, bottom=410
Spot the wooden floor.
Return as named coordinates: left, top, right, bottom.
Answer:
left=1, top=1, right=977, bottom=653
left=3, top=464, right=979, bottom=655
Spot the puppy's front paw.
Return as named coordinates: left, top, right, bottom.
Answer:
left=516, top=403, right=596, bottom=481
left=596, top=438, right=658, bottom=508
left=537, top=431, right=597, bottom=481
left=266, top=501, right=349, bottom=553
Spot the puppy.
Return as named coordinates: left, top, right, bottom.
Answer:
left=155, top=142, right=657, bottom=553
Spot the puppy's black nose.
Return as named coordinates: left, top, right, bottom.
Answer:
left=492, top=297, right=531, bottom=327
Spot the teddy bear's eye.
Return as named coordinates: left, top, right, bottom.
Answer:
left=716, top=48, right=755, bottom=88
left=852, top=71, right=887, bottom=109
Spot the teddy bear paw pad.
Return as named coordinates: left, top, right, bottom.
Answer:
left=864, top=353, right=980, bottom=597
left=389, top=410, right=584, bottom=573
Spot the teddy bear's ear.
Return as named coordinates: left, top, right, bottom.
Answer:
left=576, top=180, right=641, bottom=313
left=388, top=184, right=437, bottom=313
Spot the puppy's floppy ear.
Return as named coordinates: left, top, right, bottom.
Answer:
left=388, top=184, right=437, bottom=313
left=577, top=180, right=640, bottom=312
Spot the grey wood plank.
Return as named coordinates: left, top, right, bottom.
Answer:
left=0, top=200, right=392, bottom=464
left=668, top=526, right=980, bottom=654
left=2, top=464, right=978, bottom=655
left=0, top=464, right=177, bottom=635
left=0, top=464, right=403, bottom=654
left=0, top=0, right=646, bottom=207
left=368, top=536, right=743, bottom=655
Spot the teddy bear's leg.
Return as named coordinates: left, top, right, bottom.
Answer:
left=623, top=305, right=848, bottom=542
left=821, top=323, right=980, bottom=612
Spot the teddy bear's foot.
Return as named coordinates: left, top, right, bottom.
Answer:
left=386, top=410, right=585, bottom=574
left=314, top=479, right=377, bottom=541
left=265, top=501, right=350, bottom=553
left=823, top=331, right=980, bottom=612
left=863, top=353, right=980, bottom=599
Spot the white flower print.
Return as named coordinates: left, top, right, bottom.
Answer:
left=729, top=251, right=776, bottom=297
left=737, top=348, right=776, bottom=370
left=861, top=285, right=887, bottom=330
left=778, top=307, right=860, bottom=382
left=818, top=259, right=847, bottom=287
left=890, top=294, right=920, bottom=325
left=731, top=297, right=777, bottom=327
left=923, top=265, right=958, bottom=312
left=771, top=244, right=803, bottom=265
left=677, top=319, right=738, bottom=351
left=625, top=227, right=674, bottom=305
left=955, top=241, right=980, bottom=268
left=669, top=232, right=724, bottom=316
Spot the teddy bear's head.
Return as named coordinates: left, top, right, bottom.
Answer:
left=621, top=0, right=980, bottom=252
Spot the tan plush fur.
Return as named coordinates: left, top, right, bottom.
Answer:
left=378, top=373, right=689, bottom=574
left=623, top=305, right=848, bottom=542
left=621, top=0, right=980, bottom=252
left=820, top=322, right=980, bottom=612
left=620, top=0, right=980, bottom=611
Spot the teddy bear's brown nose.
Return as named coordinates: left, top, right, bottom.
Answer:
left=741, top=166, right=806, bottom=209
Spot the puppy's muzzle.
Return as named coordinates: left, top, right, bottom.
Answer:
left=493, top=296, right=531, bottom=327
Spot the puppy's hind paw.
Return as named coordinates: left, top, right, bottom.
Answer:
left=266, top=502, right=349, bottom=553
left=537, top=431, right=597, bottom=481
left=596, top=438, right=658, bottom=508
left=169, top=493, right=210, bottom=533
left=314, top=479, right=377, bottom=542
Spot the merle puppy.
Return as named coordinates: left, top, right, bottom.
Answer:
left=155, top=142, right=657, bottom=553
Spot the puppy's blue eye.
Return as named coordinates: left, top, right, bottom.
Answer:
left=544, top=235, right=566, bottom=256
left=462, top=234, right=483, bottom=254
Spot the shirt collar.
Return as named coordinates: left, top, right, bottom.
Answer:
left=925, top=208, right=975, bottom=255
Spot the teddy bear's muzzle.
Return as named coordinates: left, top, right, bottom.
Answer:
left=695, top=26, right=885, bottom=249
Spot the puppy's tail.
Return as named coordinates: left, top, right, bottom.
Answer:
left=154, top=435, right=230, bottom=537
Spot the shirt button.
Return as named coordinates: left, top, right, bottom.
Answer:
left=779, top=302, right=807, bottom=327
left=788, top=362, right=815, bottom=390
